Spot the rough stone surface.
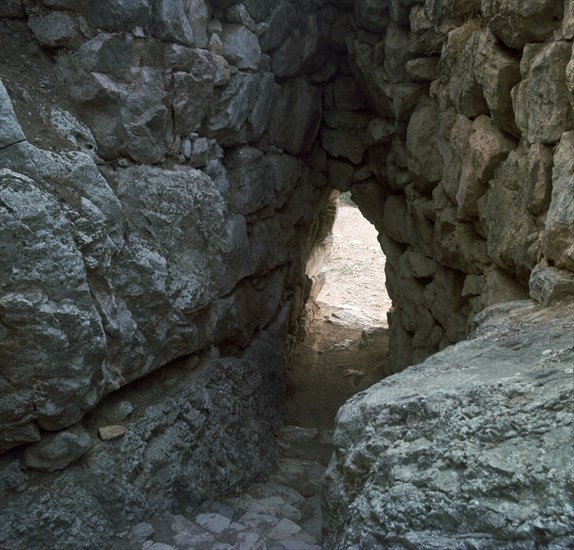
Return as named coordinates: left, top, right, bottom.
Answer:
left=1, top=1, right=573, bottom=548
left=324, top=301, right=574, bottom=549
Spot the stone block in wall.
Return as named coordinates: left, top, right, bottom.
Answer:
left=564, top=0, right=574, bottom=40
left=28, top=11, right=80, bottom=49
left=327, top=159, right=354, bottom=191
left=204, top=71, right=260, bottom=146
left=383, top=22, right=412, bottom=83
left=321, top=128, right=366, bottom=164
left=221, top=24, right=261, bottom=70
left=543, top=131, right=574, bottom=271
left=406, top=96, right=444, bottom=192
left=73, top=0, right=151, bottom=32
left=529, top=265, right=574, bottom=306
left=386, top=82, right=427, bottom=121
left=484, top=145, right=539, bottom=283
left=24, top=425, right=91, bottom=472
left=448, top=29, right=490, bottom=118
left=270, top=78, right=322, bottom=156
left=350, top=41, right=394, bottom=118
left=152, top=0, right=197, bottom=46
left=456, top=115, right=516, bottom=219
left=481, top=0, right=564, bottom=50
left=389, top=0, right=419, bottom=26
left=427, top=267, right=468, bottom=343
left=0, top=80, right=25, bottom=148
left=443, top=114, right=473, bottom=203
left=0, top=0, right=24, bottom=18
left=270, top=14, right=318, bottom=78
left=171, top=71, right=214, bottom=134
left=349, top=178, right=387, bottom=227
left=408, top=4, right=446, bottom=54
left=479, top=34, right=521, bottom=137
left=435, top=205, right=489, bottom=275
left=383, top=194, right=418, bottom=246
left=526, top=143, right=554, bottom=214
left=355, top=0, right=390, bottom=32
left=333, top=76, right=370, bottom=110
left=482, top=266, right=529, bottom=308
left=323, top=110, right=372, bottom=129
left=405, top=56, right=439, bottom=81
left=330, top=12, right=354, bottom=53
left=512, top=41, right=574, bottom=145
left=0, top=168, right=107, bottom=450
left=384, top=142, right=413, bottom=191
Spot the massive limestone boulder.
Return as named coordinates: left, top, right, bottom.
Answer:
left=324, top=301, right=574, bottom=549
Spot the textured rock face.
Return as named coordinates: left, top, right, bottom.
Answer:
left=324, top=301, right=574, bottom=548
left=1, top=0, right=574, bottom=547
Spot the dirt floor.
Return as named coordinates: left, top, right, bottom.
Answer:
left=285, top=203, right=393, bottom=430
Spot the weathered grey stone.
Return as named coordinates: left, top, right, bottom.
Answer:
left=544, top=131, right=574, bottom=270
left=225, top=3, right=256, bottom=32
left=325, top=301, right=574, bottom=549
left=512, top=41, right=574, bottom=144
left=406, top=97, right=444, bottom=192
left=405, top=56, right=439, bottom=81
left=355, top=0, right=390, bottom=32
left=0, top=0, right=25, bottom=18
left=171, top=69, right=214, bottom=134
left=270, top=15, right=318, bottom=78
left=221, top=24, right=261, bottom=70
left=456, top=115, right=516, bottom=219
left=484, top=145, right=539, bottom=282
left=526, top=142, right=553, bottom=214
left=448, top=29, right=490, bottom=119
left=204, top=71, right=260, bottom=146
left=28, top=11, right=78, bottom=48
left=130, top=522, right=154, bottom=543
left=323, top=110, right=371, bottom=130
left=24, top=425, right=91, bottom=472
left=530, top=265, right=574, bottom=305
left=383, top=22, right=411, bottom=83
left=195, top=512, right=232, bottom=534
left=479, top=35, right=522, bottom=137
left=270, top=78, right=322, bottom=156
left=70, top=0, right=150, bottom=31
left=151, top=0, right=195, bottom=45
left=0, top=167, right=107, bottom=448
left=0, top=81, right=25, bottom=148
left=327, top=160, right=354, bottom=192
left=332, top=77, right=369, bottom=111
left=321, top=128, right=365, bottom=164
left=482, top=0, right=564, bottom=49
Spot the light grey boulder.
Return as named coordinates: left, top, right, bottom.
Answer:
left=151, top=0, right=195, bottom=45
left=324, top=301, right=574, bottom=549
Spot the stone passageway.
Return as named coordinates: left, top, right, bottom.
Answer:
left=109, top=201, right=391, bottom=550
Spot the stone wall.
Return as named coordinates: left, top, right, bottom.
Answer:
left=0, top=0, right=573, bottom=548
left=0, top=1, right=336, bottom=547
